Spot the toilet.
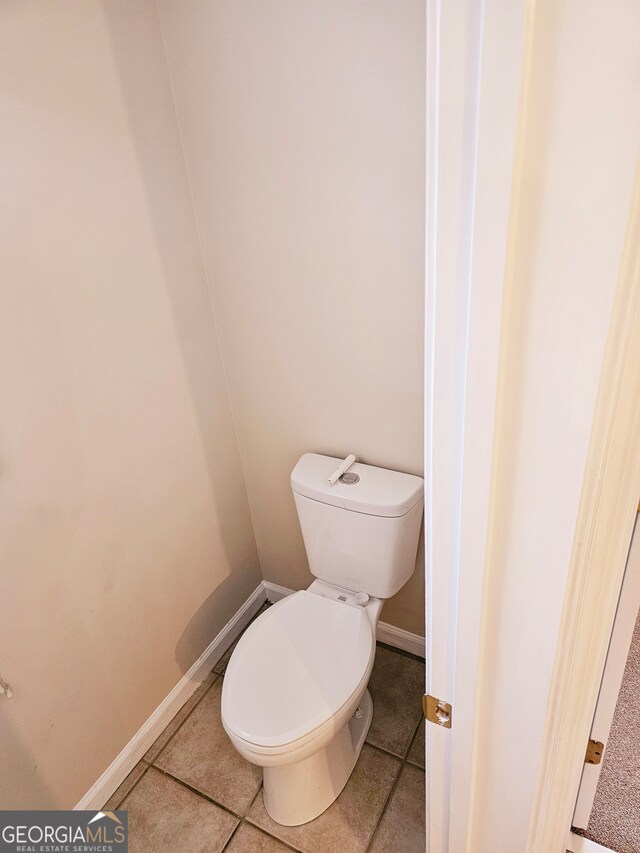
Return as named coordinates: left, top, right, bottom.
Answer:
left=221, top=452, right=424, bottom=826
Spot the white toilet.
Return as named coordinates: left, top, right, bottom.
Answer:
left=221, top=452, right=423, bottom=826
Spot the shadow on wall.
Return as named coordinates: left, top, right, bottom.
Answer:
left=174, top=572, right=260, bottom=673
left=99, top=0, right=261, bottom=675
left=378, top=517, right=424, bottom=635
left=0, top=715, right=56, bottom=809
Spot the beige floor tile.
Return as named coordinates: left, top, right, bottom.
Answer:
left=367, top=646, right=425, bottom=757
left=155, top=678, right=262, bottom=815
left=121, top=767, right=237, bottom=853
left=369, top=764, right=426, bottom=853
left=246, top=745, right=400, bottom=853
left=225, top=822, right=294, bottom=852
left=407, top=721, right=425, bottom=769
left=144, top=671, right=219, bottom=763
left=103, top=761, right=149, bottom=810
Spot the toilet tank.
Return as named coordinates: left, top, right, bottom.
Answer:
left=291, top=453, right=424, bottom=599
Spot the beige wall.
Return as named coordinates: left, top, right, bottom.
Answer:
left=0, top=1, right=260, bottom=808
left=158, top=0, right=426, bottom=634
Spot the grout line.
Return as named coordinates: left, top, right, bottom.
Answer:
left=365, top=723, right=423, bottom=763
left=404, top=716, right=424, bottom=762
left=245, top=784, right=263, bottom=814
left=243, top=785, right=303, bottom=852
left=120, top=623, right=424, bottom=844
left=220, top=819, right=243, bottom=851
left=120, top=721, right=424, bottom=848
left=143, top=604, right=263, bottom=778
left=364, top=718, right=426, bottom=853
left=231, top=817, right=302, bottom=853
left=364, top=740, right=406, bottom=762
left=364, top=747, right=426, bottom=853
left=151, top=765, right=247, bottom=822
left=364, top=753, right=406, bottom=853
left=111, top=761, right=152, bottom=810
left=110, top=589, right=268, bottom=804
left=213, top=649, right=234, bottom=677
left=234, top=784, right=265, bottom=835
left=146, top=672, right=220, bottom=765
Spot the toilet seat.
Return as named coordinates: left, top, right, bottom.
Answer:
left=221, top=591, right=374, bottom=752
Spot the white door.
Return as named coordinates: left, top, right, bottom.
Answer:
left=424, top=0, right=640, bottom=849
left=572, top=510, right=640, bottom=829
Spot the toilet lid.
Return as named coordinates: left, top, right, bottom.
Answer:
left=221, top=591, right=374, bottom=749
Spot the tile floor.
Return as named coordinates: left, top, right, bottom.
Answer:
left=104, top=604, right=426, bottom=853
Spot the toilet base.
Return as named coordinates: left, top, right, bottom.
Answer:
left=262, top=689, right=373, bottom=826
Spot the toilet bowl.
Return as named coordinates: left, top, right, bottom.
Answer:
left=221, top=453, right=424, bottom=826
left=222, top=582, right=383, bottom=825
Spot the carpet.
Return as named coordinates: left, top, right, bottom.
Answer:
left=579, top=606, right=640, bottom=852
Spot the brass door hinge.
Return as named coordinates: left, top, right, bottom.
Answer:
left=423, top=694, right=452, bottom=729
left=585, top=739, right=604, bottom=765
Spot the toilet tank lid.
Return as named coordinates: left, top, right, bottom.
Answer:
left=291, top=453, right=424, bottom=518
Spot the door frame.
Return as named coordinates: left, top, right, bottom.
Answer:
left=425, top=0, right=640, bottom=850
left=526, top=173, right=640, bottom=850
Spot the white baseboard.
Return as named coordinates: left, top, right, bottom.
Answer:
left=75, top=582, right=266, bottom=810
left=567, top=832, right=616, bottom=853
left=77, top=578, right=424, bottom=809
left=262, top=580, right=296, bottom=602
left=263, top=581, right=425, bottom=657
left=376, top=621, right=425, bottom=658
